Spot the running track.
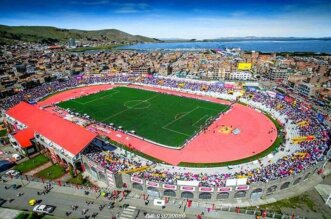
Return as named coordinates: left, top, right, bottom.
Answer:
left=39, top=84, right=277, bottom=165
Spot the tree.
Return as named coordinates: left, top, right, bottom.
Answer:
left=69, top=164, right=75, bottom=178
left=27, top=212, right=40, bottom=219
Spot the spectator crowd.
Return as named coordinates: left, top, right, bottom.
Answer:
left=1, top=74, right=329, bottom=187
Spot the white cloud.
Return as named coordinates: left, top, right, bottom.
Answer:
left=113, top=3, right=151, bottom=14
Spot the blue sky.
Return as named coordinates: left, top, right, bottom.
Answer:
left=0, top=0, right=331, bottom=39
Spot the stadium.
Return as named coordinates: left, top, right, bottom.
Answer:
left=2, top=74, right=330, bottom=207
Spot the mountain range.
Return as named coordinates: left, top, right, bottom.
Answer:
left=0, top=25, right=160, bottom=44
left=1, top=25, right=330, bottom=45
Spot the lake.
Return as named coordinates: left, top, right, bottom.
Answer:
left=120, top=40, right=331, bottom=53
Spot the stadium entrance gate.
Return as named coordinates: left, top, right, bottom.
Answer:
left=90, top=166, right=98, bottom=180
left=250, top=188, right=263, bottom=200
left=147, top=187, right=160, bottom=197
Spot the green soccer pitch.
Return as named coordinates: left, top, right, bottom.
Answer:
left=57, top=86, right=229, bottom=147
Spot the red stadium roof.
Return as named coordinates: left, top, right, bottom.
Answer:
left=13, top=128, right=34, bottom=148
left=7, top=102, right=97, bottom=155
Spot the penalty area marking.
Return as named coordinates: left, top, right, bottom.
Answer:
left=162, top=106, right=221, bottom=137
left=161, top=106, right=200, bottom=137
left=174, top=113, right=185, bottom=120
left=192, top=115, right=211, bottom=128
left=163, top=106, right=200, bottom=129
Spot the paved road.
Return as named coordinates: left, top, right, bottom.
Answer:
left=0, top=183, right=193, bottom=219
left=0, top=183, right=120, bottom=218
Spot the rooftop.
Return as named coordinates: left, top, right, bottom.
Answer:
left=6, top=102, right=97, bottom=155
left=13, top=128, right=34, bottom=148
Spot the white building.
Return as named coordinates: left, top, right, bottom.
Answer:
left=226, top=71, right=252, bottom=81
left=297, top=82, right=315, bottom=97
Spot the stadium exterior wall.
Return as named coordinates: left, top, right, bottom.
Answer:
left=118, top=162, right=325, bottom=204
left=82, top=155, right=123, bottom=188
left=82, top=152, right=325, bottom=204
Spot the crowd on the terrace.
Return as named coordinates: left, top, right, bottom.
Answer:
left=1, top=74, right=330, bottom=187
left=132, top=90, right=329, bottom=187
left=1, top=74, right=227, bottom=109
left=140, top=77, right=226, bottom=93
left=83, top=145, right=147, bottom=174
left=1, top=75, right=132, bottom=109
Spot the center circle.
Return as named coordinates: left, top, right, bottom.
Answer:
left=124, top=100, right=151, bottom=109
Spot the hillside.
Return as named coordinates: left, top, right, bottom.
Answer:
left=0, top=25, right=160, bottom=44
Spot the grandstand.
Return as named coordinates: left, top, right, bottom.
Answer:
left=2, top=74, right=329, bottom=205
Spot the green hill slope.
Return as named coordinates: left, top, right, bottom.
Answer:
left=0, top=25, right=159, bottom=44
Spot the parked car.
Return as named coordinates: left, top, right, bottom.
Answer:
left=33, top=205, right=56, bottom=214
left=0, top=160, right=14, bottom=172
left=6, top=170, right=21, bottom=177
left=12, top=154, right=23, bottom=161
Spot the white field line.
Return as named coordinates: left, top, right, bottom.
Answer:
left=162, top=105, right=223, bottom=136
left=192, top=114, right=210, bottom=127
left=77, top=90, right=120, bottom=105
left=162, top=106, right=200, bottom=129
left=162, top=126, right=191, bottom=137
left=198, top=106, right=221, bottom=112
left=71, top=100, right=83, bottom=105
left=101, top=94, right=160, bottom=122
